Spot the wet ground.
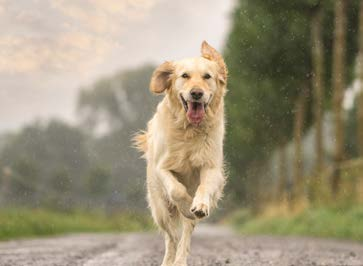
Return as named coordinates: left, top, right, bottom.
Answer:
left=0, top=225, right=362, bottom=266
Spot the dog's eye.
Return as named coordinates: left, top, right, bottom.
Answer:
left=203, top=73, right=211, bottom=80
left=181, top=73, right=189, bottom=79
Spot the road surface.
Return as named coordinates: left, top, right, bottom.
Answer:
left=0, top=225, right=363, bottom=266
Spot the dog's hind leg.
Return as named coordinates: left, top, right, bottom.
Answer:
left=173, top=217, right=196, bottom=266
left=159, top=210, right=180, bottom=266
left=161, top=227, right=178, bottom=266
left=149, top=192, right=180, bottom=266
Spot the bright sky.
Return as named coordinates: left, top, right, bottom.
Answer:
left=0, top=0, right=235, bottom=132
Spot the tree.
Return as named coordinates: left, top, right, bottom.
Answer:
left=311, top=4, right=325, bottom=173
left=223, top=0, right=360, bottom=207
left=357, top=0, right=363, bottom=156
left=224, top=0, right=314, bottom=205
left=86, top=166, right=110, bottom=196
left=293, top=86, right=309, bottom=199
left=331, top=0, right=348, bottom=194
left=77, top=64, right=158, bottom=135
left=277, top=145, right=288, bottom=201
left=77, top=64, right=160, bottom=209
left=0, top=120, right=91, bottom=208
left=345, top=103, right=359, bottom=158
left=10, top=159, right=39, bottom=205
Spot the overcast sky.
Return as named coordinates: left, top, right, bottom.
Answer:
left=0, top=0, right=235, bottom=132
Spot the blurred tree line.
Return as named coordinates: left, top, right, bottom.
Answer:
left=0, top=65, right=158, bottom=213
left=224, top=0, right=363, bottom=210
left=2, top=0, right=363, bottom=215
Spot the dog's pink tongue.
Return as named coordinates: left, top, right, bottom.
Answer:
left=187, top=102, right=205, bottom=125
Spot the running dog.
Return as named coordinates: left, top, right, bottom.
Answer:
left=134, top=41, right=227, bottom=266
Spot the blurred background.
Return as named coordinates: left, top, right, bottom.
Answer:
left=0, top=0, right=363, bottom=241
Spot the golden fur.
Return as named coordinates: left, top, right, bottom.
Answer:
left=133, top=41, right=227, bottom=266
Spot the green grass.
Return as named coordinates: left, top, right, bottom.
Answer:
left=0, top=208, right=154, bottom=241
left=230, top=205, right=363, bottom=242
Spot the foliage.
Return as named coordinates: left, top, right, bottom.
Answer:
left=77, top=64, right=159, bottom=134
left=77, top=64, right=160, bottom=209
left=0, top=208, right=153, bottom=241
left=224, top=0, right=315, bottom=203
left=1, top=1, right=362, bottom=229
left=345, top=102, right=359, bottom=158
left=0, top=64, right=159, bottom=212
left=230, top=205, right=363, bottom=242
left=0, top=120, right=91, bottom=209
left=223, top=0, right=359, bottom=205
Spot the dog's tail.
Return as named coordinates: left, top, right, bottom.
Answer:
left=132, top=130, right=148, bottom=155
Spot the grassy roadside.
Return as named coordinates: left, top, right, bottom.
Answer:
left=227, top=205, right=363, bottom=242
left=0, top=208, right=154, bottom=241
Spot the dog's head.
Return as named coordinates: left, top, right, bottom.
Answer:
left=150, top=41, right=227, bottom=126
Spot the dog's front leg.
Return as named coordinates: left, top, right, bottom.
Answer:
left=191, top=167, right=225, bottom=218
left=156, top=167, right=195, bottom=220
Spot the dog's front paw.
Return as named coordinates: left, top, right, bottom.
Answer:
left=190, top=201, right=209, bottom=219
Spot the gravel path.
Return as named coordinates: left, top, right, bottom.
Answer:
left=0, top=225, right=363, bottom=266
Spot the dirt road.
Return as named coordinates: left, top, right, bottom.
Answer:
left=0, top=225, right=363, bottom=266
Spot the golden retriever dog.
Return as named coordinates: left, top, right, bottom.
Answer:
left=133, top=41, right=227, bottom=266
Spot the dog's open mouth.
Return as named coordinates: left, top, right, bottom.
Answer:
left=180, top=95, right=207, bottom=125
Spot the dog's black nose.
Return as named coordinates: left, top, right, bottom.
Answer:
left=190, top=88, right=204, bottom=100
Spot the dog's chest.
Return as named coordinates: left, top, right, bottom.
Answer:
left=164, top=133, right=215, bottom=173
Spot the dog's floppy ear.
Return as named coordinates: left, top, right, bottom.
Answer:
left=201, top=41, right=228, bottom=84
left=150, top=61, right=174, bottom=94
